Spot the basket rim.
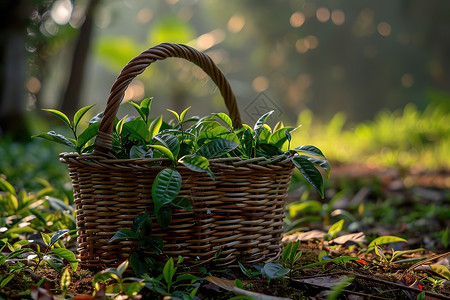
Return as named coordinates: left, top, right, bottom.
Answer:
left=59, top=151, right=295, bottom=168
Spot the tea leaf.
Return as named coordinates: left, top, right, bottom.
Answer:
left=156, top=205, right=173, bottom=230
left=152, top=168, right=182, bottom=215
left=292, top=145, right=326, bottom=159
left=328, top=219, right=345, bottom=239
left=368, top=236, right=407, bottom=248
left=0, top=178, right=16, bottom=196
left=254, top=110, right=273, bottom=138
left=263, top=262, right=290, bottom=279
left=167, top=109, right=180, bottom=123
left=153, top=133, right=180, bottom=159
left=292, top=156, right=324, bottom=198
left=130, top=101, right=146, bottom=122
left=179, top=155, right=215, bottom=180
left=148, top=145, right=175, bottom=164
left=73, top=104, right=95, bottom=130
left=171, top=197, right=193, bottom=212
left=44, top=254, right=64, bottom=274
left=140, top=98, right=153, bottom=121
left=42, top=109, right=71, bottom=128
left=32, top=132, right=77, bottom=150
left=179, top=106, right=191, bottom=123
left=109, top=228, right=138, bottom=242
left=76, top=122, right=100, bottom=151
left=163, top=257, right=176, bottom=285
left=149, top=115, right=163, bottom=137
left=51, top=248, right=78, bottom=272
left=132, top=213, right=152, bottom=232
left=60, top=267, right=71, bottom=295
left=196, top=138, right=239, bottom=158
left=50, top=229, right=69, bottom=247
left=41, top=232, right=51, bottom=247
left=299, top=155, right=331, bottom=179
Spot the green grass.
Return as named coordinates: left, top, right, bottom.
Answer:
left=291, top=103, right=450, bottom=170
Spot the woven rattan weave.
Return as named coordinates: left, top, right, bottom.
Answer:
left=60, top=43, right=294, bottom=268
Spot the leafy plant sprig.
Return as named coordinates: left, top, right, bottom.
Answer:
left=35, top=99, right=331, bottom=228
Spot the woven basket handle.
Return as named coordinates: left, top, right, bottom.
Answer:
left=93, top=43, right=242, bottom=156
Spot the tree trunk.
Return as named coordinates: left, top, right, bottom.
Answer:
left=0, top=0, right=32, bottom=141
left=61, top=0, right=100, bottom=117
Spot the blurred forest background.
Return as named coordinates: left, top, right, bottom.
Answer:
left=0, top=0, right=449, bottom=170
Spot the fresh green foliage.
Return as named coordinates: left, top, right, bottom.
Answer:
left=373, top=244, right=425, bottom=266
left=291, top=103, right=450, bottom=170
left=109, top=213, right=163, bottom=276
left=93, top=260, right=145, bottom=297
left=36, top=101, right=330, bottom=229
left=281, top=240, right=302, bottom=275
left=0, top=229, right=77, bottom=276
left=142, top=257, right=201, bottom=298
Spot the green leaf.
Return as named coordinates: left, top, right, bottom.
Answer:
left=196, top=138, right=239, bottom=158
left=153, top=133, right=180, bottom=159
left=374, top=244, right=387, bottom=263
left=0, top=178, right=16, bottom=196
left=109, top=228, right=138, bottom=242
left=50, top=229, right=69, bottom=247
left=368, top=236, right=407, bottom=248
left=282, top=242, right=292, bottom=263
left=148, top=145, right=175, bottom=164
left=299, top=155, right=331, bottom=179
left=130, top=101, right=146, bottom=122
left=155, top=205, right=172, bottom=230
left=76, top=122, right=100, bottom=151
left=42, top=109, right=71, bottom=128
left=203, top=113, right=233, bottom=129
left=140, top=97, right=153, bottom=121
left=89, top=112, right=103, bottom=124
left=51, top=248, right=78, bottom=272
left=129, top=252, right=149, bottom=277
left=254, top=111, right=273, bottom=138
left=268, top=127, right=294, bottom=148
left=167, top=109, right=180, bottom=123
left=163, top=257, right=176, bottom=285
left=73, top=104, right=95, bottom=130
left=44, top=254, right=64, bottom=274
left=0, top=274, right=14, bottom=288
left=116, top=115, right=128, bottom=135
left=179, top=155, right=215, bottom=180
left=41, top=232, right=51, bottom=247
left=32, top=131, right=77, bottom=150
left=292, top=156, right=324, bottom=198
left=197, top=125, right=239, bottom=145
left=130, top=145, right=152, bottom=159
left=132, top=213, right=152, bottom=233
left=93, top=270, right=121, bottom=288
left=125, top=281, right=146, bottom=296
left=60, top=267, right=71, bottom=294
left=117, top=260, right=129, bottom=277
left=391, top=248, right=425, bottom=261
left=171, top=197, right=193, bottom=212
left=263, top=262, right=290, bottom=279
left=123, top=119, right=151, bottom=142
left=292, top=145, right=326, bottom=159
left=149, top=115, right=163, bottom=137
left=179, top=106, right=191, bottom=123
left=152, top=169, right=182, bottom=214
left=328, top=219, right=345, bottom=239
left=258, top=143, right=282, bottom=156
left=289, top=240, right=301, bottom=265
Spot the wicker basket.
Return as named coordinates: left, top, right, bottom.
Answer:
left=60, top=43, right=294, bottom=268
